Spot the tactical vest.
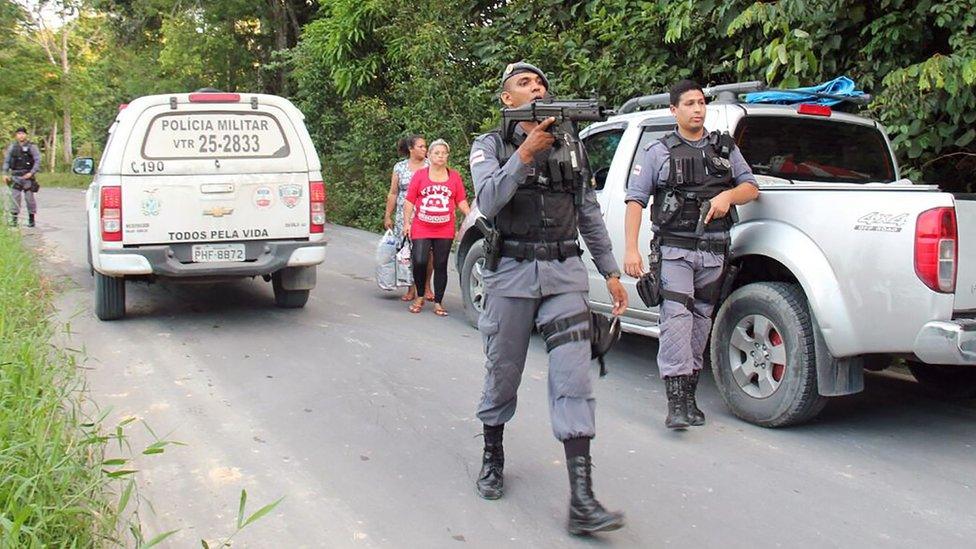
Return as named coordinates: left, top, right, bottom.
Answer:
left=489, top=130, right=579, bottom=244
left=9, top=142, right=35, bottom=173
left=652, top=131, right=736, bottom=234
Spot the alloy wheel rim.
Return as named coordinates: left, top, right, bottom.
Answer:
left=470, top=258, right=485, bottom=313
left=727, top=314, right=787, bottom=398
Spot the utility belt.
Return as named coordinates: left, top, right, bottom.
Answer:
left=659, top=234, right=730, bottom=255
left=500, top=239, right=582, bottom=262
left=636, top=233, right=736, bottom=311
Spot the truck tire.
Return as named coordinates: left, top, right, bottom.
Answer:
left=460, top=239, right=487, bottom=329
left=272, top=272, right=310, bottom=308
left=907, top=362, right=976, bottom=399
left=94, top=272, right=125, bottom=321
left=710, top=281, right=826, bottom=427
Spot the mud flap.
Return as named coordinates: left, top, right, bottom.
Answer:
left=813, top=316, right=864, bottom=396
left=279, top=265, right=316, bottom=291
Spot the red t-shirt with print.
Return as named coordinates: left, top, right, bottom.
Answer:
left=405, top=167, right=467, bottom=240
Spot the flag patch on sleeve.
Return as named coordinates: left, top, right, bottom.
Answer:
left=470, top=149, right=486, bottom=165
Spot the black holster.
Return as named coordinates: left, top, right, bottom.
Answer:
left=636, top=237, right=663, bottom=307
left=475, top=217, right=502, bottom=271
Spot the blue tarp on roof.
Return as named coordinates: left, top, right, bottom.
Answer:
left=744, top=76, right=866, bottom=106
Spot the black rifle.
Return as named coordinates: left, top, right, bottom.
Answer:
left=500, top=98, right=613, bottom=206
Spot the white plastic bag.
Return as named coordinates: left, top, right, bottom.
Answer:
left=395, top=238, right=414, bottom=287
left=375, top=230, right=399, bottom=291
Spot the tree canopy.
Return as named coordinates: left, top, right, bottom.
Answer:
left=0, top=0, right=971, bottom=227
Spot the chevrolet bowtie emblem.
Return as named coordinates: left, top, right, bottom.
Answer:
left=203, top=206, right=234, bottom=217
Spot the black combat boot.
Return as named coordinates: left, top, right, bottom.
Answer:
left=566, top=455, right=625, bottom=535
left=476, top=424, right=504, bottom=499
left=664, top=375, right=691, bottom=429
left=9, top=214, right=16, bottom=227
left=686, top=370, right=705, bottom=426
left=27, top=214, right=35, bottom=227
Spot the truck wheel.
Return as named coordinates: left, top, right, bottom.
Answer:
left=710, top=281, right=826, bottom=427
left=94, top=272, right=125, bottom=321
left=907, top=362, right=976, bottom=399
left=272, top=272, right=310, bottom=308
left=460, top=239, right=487, bottom=329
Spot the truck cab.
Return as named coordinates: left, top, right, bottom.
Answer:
left=78, top=91, right=327, bottom=320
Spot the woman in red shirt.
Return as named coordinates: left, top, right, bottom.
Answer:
left=403, top=139, right=471, bottom=316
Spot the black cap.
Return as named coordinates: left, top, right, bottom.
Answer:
left=500, top=62, right=550, bottom=91
left=15, top=127, right=26, bottom=134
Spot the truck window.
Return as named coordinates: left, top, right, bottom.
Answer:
left=583, top=129, right=624, bottom=190
left=625, top=125, right=672, bottom=189
left=734, top=116, right=895, bottom=183
left=140, top=111, right=290, bottom=160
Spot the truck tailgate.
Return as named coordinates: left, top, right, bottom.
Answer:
left=953, top=194, right=976, bottom=311
left=121, top=173, right=310, bottom=245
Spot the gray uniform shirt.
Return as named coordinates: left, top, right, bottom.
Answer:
left=469, top=125, right=619, bottom=298
left=3, top=142, right=41, bottom=176
left=625, top=129, right=756, bottom=240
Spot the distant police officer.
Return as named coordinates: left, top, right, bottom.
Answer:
left=469, top=62, right=627, bottom=536
left=623, top=80, right=759, bottom=429
left=3, top=127, right=42, bottom=227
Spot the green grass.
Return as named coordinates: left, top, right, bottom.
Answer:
left=0, top=227, right=118, bottom=546
left=40, top=171, right=92, bottom=189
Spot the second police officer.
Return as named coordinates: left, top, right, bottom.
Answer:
left=623, top=80, right=759, bottom=429
left=3, top=127, right=42, bottom=227
left=468, top=62, right=628, bottom=536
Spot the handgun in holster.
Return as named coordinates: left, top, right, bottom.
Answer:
left=636, top=236, right=663, bottom=307
left=475, top=217, right=502, bottom=271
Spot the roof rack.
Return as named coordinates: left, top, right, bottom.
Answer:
left=618, top=81, right=766, bottom=114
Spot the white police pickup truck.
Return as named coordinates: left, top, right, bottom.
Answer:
left=75, top=91, right=327, bottom=320
left=457, top=82, right=976, bottom=426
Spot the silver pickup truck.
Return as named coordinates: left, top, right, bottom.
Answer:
left=456, top=84, right=976, bottom=427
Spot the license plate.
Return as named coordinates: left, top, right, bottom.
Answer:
left=191, top=243, right=246, bottom=263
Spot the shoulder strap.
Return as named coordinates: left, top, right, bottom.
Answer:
left=660, top=132, right=682, bottom=149
left=489, top=129, right=519, bottom=166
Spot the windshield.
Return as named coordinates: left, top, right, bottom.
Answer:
left=734, top=115, right=895, bottom=183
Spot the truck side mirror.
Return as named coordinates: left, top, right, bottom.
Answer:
left=72, top=157, right=94, bottom=175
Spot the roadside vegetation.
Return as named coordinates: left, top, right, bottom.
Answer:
left=0, top=227, right=117, bottom=544
left=40, top=171, right=91, bottom=189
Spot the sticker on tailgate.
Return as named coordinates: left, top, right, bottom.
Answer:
left=140, top=111, right=289, bottom=160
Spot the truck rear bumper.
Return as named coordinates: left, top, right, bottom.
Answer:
left=912, top=319, right=976, bottom=365
left=97, top=241, right=326, bottom=277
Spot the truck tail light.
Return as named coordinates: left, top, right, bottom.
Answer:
left=915, top=207, right=957, bottom=293
left=797, top=104, right=832, bottom=117
left=310, top=181, right=326, bottom=234
left=100, top=186, right=122, bottom=242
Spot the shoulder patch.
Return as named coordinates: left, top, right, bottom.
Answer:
left=470, top=149, right=486, bottom=165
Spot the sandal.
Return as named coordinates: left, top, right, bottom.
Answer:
left=424, top=292, right=435, bottom=301
left=400, top=292, right=416, bottom=302
left=433, top=304, right=449, bottom=317
left=409, top=298, right=425, bottom=313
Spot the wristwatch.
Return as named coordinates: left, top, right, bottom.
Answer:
left=605, top=270, right=622, bottom=280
